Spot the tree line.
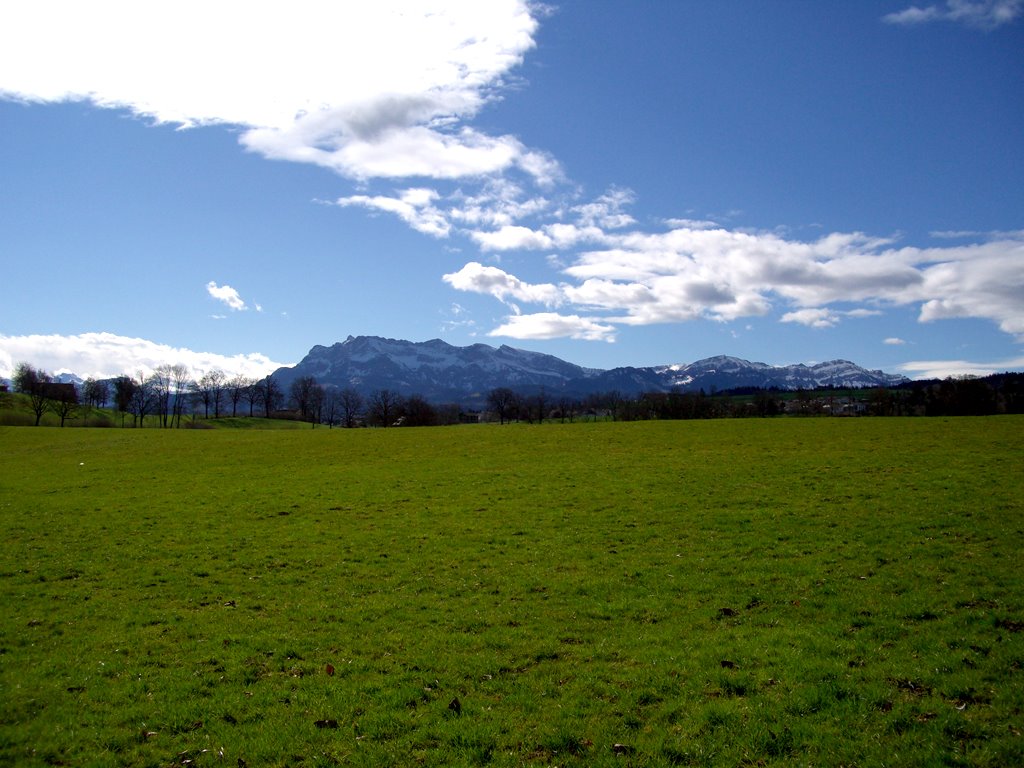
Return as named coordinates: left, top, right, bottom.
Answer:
left=5, top=362, right=1022, bottom=428
left=484, top=373, right=1024, bottom=422
left=5, top=362, right=288, bottom=427
left=3, top=364, right=470, bottom=428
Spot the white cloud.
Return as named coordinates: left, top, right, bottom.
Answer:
left=572, top=188, right=636, bottom=230
left=442, top=262, right=561, bottom=307
left=489, top=313, right=616, bottom=342
left=469, top=225, right=553, bottom=251
left=930, top=228, right=1024, bottom=240
left=543, top=223, right=610, bottom=249
left=898, top=355, right=1024, bottom=379
left=563, top=279, right=657, bottom=310
left=336, top=188, right=451, bottom=237
left=883, top=0, right=1022, bottom=29
left=781, top=308, right=840, bottom=328
left=251, top=124, right=549, bottom=182
left=439, top=302, right=476, bottom=333
left=0, top=332, right=289, bottom=380
left=447, top=221, right=1024, bottom=342
left=449, top=181, right=551, bottom=228
left=330, top=178, right=562, bottom=244
left=549, top=227, right=1024, bottom=339
left=908, top=240, right=1024, bottom=338
left=443, top=187, right=633, bottom=254
left=883, top=5, right=944, bottom=24
left=884, top=337, right=908, bottom=345
left=206, top=281, right=247, bottom=311
left=664, top=218, right=719, bottom=230
left=0, top=1, right=553, bottom=183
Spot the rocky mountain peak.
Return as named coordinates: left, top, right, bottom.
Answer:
left=270, top=336, right=909, bottom=406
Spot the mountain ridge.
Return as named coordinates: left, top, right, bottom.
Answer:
left=271, top=335, right=909, bottom=406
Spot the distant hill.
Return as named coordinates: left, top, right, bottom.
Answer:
left=271, top=336, right=909, bottom=406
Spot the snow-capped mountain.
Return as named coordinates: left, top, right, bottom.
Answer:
left=271, top=336, right=908, bottom=405
left=271, top=336, right=598, bottom=402
left=53, top=372, right=85, bottom=386
left=654, top=355, right=908, bottom=392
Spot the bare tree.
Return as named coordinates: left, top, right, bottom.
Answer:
left=255, top=375, right=283, bottom=418
left=309, top=383, right=324, bottom=426
left=289, top=376, right=324, bottom=424
left=112, top=376, right=135, bottom=427
left=83, top=378, right=109, bottom=409
left=227, top=375, right=253, bottom=418
left=401, top=394, right=436, bottom=427
left=533, top=386, right=549, bottom=424
left=520, top=387, right=549, bottom=424
left=196, top=369, right=227, bottom=419
left=81, top=378, right=109, bottom=425
left=80, top=380, right=95, bottom=425
left=13, top=363, right=52, bottom=426
left=193, top=376, right=213, bottom=419
left=242, top=379, right=262, bottom=417
left=368, top=389, right=402, bottom=427
left=208, top=369, right=226, bottom=418
left=487, top=387, right=519, bottom=425
left=169, top=364, right=193, bottom=427
left=47, top=383, right=79, bottom=427
left=129, top=371, right=154, bottom=427
left=149, top=365, right=174, bottom=428
left=556, top=395, right=577, bottom=423
left=12, top=362, right=41, bottom=394
left=339, top=387, right=364, bottom=428
left=604, top=390, right=623, bottom=421
left=436, top=403, right=462, bottom=426
left=321, top=387, right=340, bottom=427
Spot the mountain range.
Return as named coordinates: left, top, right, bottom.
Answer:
left=271, top=336, right=909, bottom=406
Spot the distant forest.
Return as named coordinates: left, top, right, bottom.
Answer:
left=2, top=362, right=1022, bottom=428
left=617, top=371, right=1024, bottom=421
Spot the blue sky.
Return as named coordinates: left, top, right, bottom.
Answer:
left=1, top=0, right=1022, bottom=381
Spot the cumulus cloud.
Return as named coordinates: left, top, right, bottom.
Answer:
left=884, top=337, right=908, bottom=345
left=572, top=188, right=637, bottom=230
left=782, top=307, right=882, bottom=328
left=883, top=0, right=1022, bottom=29
left=449, top=180, right=552, bottom=229
left=445, top=219, right=1024, bottom=342
left=563, top=279, right=657, bottom=310
left=470, top=225, right=554, bottom=252
left=898, top=355, right=1024, bottom=379
left=0, top=1, right=553, bottom=183
left=909, top=240, right=1024, bottom=338
left=0, top=332, right=288, bottom=380
left=442, top=262, right=561, bottom=307
left=664, top=218, right=720, bottom=230
left=206, top=281, right=248, bottom=311
left=489, top=313, right=616, bottom=342
left=335, top=188, right=451, bottom=237
left=781, top=308, right=840, bottom=328
left=451, top=187, right=631, bottom=254
left=929, top=229, right=1024, bottom=240
left=543, top=223, right=610, bottom=249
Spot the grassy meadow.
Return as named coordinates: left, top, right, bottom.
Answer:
left=1, top=418, right=1022, bottom=766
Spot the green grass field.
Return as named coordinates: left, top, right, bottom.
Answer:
left=1, top=418, right=1022, bottom=766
